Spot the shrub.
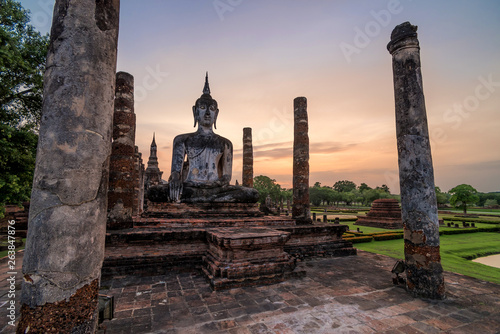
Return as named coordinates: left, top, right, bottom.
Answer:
left=439, top=226, right=500, bottom=235
left=373, top=233, right=404, bottom=241
left=343, top=236, right=373, bottom=243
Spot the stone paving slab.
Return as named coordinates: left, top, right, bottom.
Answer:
left=98, top=250, right=499, bottom=334
left=1, top=250, right=499, bottom=333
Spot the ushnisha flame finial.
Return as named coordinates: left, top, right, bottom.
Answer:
left=203, top=71, right=210, bottom=95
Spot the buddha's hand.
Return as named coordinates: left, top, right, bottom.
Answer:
left=169, top=172, right=182, bottom=202
left=220, top=175, right=231, bottom=187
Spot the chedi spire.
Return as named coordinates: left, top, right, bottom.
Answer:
left=203, top=71, right=210, bottom=96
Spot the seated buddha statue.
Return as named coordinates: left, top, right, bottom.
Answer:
left=148, top=73, right=259, bottom=204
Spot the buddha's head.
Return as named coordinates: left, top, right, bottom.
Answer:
left=193, top=73, right=219, bottom=129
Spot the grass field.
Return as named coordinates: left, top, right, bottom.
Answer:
left=337, top=214, right=500, bottom=284
left=354, top=232, right=500, bottom=284
left=443, top=208, right=500, bottom=215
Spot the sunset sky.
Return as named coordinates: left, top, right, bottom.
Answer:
left=22, top=0, right=500, bottom=193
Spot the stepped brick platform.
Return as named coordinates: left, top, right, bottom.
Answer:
left=355, top=198, right=403, bottom=229
left=203, top=227, right=296, bottom=290
left=276, top=224, right=355, bottom=259
left=144, top=202, right=263, bottom=218
left=133, top=215, right=296, bottom=228
left=102, top=210, right=356, bottom=288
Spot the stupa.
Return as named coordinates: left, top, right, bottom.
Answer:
left=355, top=198, right=403, bottom=229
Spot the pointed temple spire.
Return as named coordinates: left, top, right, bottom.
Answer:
left=145, top=132, right=162, bottom=187
left=150, top=132, right=157, bottom=157
left=203, top=71, right=210, bottom=95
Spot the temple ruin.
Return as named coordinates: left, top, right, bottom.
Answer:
left=16, top=1, right=447, bottom=330
left=101, top=75, right=355, bottom=291
left=355, top=198, right=403, bottom=229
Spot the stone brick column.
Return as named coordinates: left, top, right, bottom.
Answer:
left=242, top=127, right=253, bottom=188
left=387, top=22, right=445, bottom=299
left=134, top=146, right=145, bottom=215
left=107, top=71, right=136, bottom=229
left=292, top=97, right=312, bottom=224
left=19, top=1, right=120, bottom=333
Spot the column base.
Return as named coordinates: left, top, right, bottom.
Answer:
left=17, top=279, right=100, bottom=333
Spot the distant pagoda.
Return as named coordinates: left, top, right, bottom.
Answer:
left=144, top=133, right=163, bottom=188
left=355, top=198, right=403, bottom=229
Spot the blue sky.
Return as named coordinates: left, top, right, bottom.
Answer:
left=20, top=0, right=500, bottom=193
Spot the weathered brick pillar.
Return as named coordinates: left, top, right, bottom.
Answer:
left=387, top=22, right=445, bottom=299
left=19, top=1, right=120, bottom=333
left=292, top=97, right=312, bottom=224
left=242, top=127, right=253, bottom=188
left=134, top=146, right=145, bottom=215
left=107, top=71, right=136, bottom=229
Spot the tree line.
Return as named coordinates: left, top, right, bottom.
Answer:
left=253, top=176, right=499, bottom=214
left=310, top=180, right=394, bottom=206
left=252, top=177, right=396, bottom=207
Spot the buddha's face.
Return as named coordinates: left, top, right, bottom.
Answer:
left=194, top=100, right=218, bottom=127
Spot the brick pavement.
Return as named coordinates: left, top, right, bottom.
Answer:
left=1, top=250, right=499, bottom=333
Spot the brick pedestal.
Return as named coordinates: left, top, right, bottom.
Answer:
left=355, top=199, right=403, bottom=229
left=203, top=227, right=296, bottom=290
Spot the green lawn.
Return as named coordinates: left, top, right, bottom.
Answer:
left=355, top=232, right=500, bottom=284
left=343, top=222, right=400, bottom=234
left=443, top=208, right=500, bottom=215
left=441, top=215, right=500, bottom=224
left=312, top=205, right=500, bottom=284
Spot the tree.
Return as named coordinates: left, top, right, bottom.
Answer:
left=253, top=175, right=282, bottom=205
left=1, top=0, right=49, bottom=129
left=280, top=188, right=293, bottom=202
left=362, top=188, right=380, bottom=205
left=0, top=1, right=48, bottom=214
left=333, top=180, right=356, bottom=193
left=309, top=186, right=323, bottom=206
left=310, top=185, right=336, bottom=206
left=477, top=192, right=500, bottom=207
left=0, top=124, right=37, bottom=207
left=342, top=191, right=356, bottom=206
left=449, top=184, right=479, bottom=214
left=375, top=184, right=390, bottom=193
left=435, top=186, right=450, bottom=207
left=358, top=183, right=371, bottom=192
left=331, top=190, right=342, bottom=206
left=484, top=199, right=498, bottom=208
